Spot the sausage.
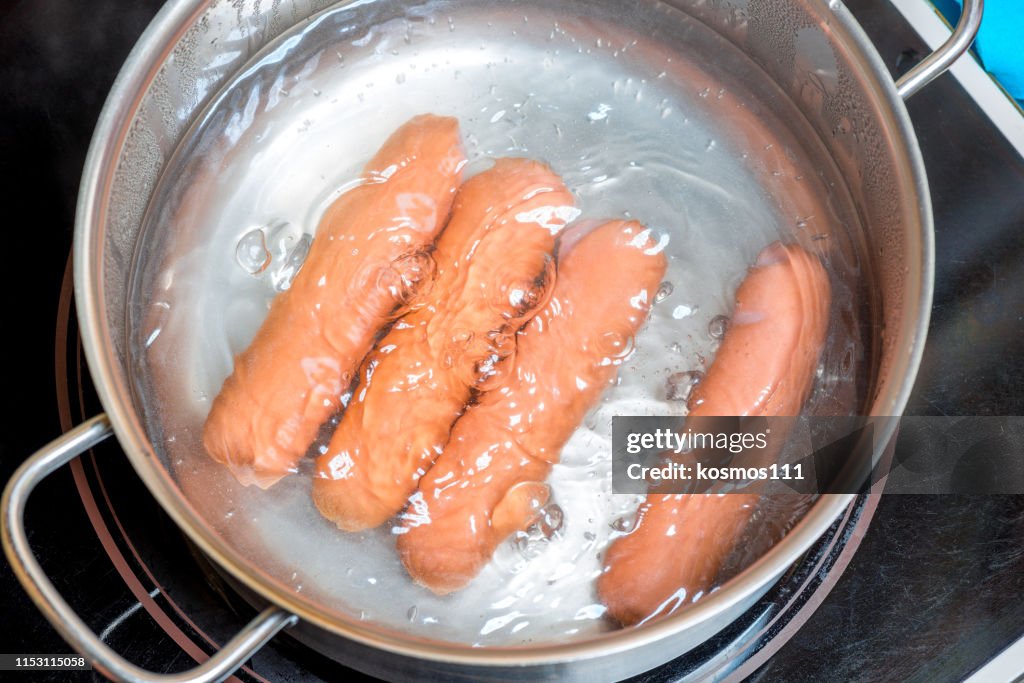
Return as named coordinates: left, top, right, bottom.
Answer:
left=312, top=158, right=577, bottom=531
left=397, top=220, right=667, bottom=594
left=597, top=241, right=831, bottom=626
left=202, top=115, right=466, bottom=488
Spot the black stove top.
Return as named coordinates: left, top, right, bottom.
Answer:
left=2, top=1, right=1023, bottom=681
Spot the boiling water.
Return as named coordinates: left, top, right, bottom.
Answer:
left=129, top=0, right=865, bottom=646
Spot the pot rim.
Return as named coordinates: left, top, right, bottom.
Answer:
left=73, top=0, right=933, bottom=668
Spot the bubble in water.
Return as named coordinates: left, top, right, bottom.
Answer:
left=513, top=531, right=540, bottom=560
left=447, top=326, right=518, bottom=391
left=514, top=502, right=564, bottom=560
left=235, top=229, right=271, bottom=275
left=491, top=254, right=555, bottom=319
left=708, top=314, right=730, bottom=340
left=610, top=516, right=634, bottom=533
left=666, top=370, right=703, bottom=402
left=266, top=220, right=301, bottom=259
left=379, top=250, right=437, bottom=306
left=596, top=330, right=636, bottom=363
left=654, top=281, right=674, bottom=304
left=271, top=232, right=313, bottom=292
left=538, top=502, right=564, bottom=538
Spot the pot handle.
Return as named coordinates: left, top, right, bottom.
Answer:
left=895, top=0, right=984, bottom=99
left=1, top=414, right=298, bottom=683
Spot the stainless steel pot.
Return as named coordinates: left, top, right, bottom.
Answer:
left=3, top=1, right=982, bottom=681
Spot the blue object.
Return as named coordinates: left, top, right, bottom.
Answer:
left=935, top=0, right=1024, bottom=101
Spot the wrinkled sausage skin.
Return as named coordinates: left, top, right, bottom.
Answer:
left=397, top=220, right=667, bottom=594
left=313, top=158, right=577, bottom=531
left=203, top=115, right=466, bottom=488
left=598, top=242, right=831, bottom=626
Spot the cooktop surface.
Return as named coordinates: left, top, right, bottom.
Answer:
left=1, top=1, right=1022, bottom=681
